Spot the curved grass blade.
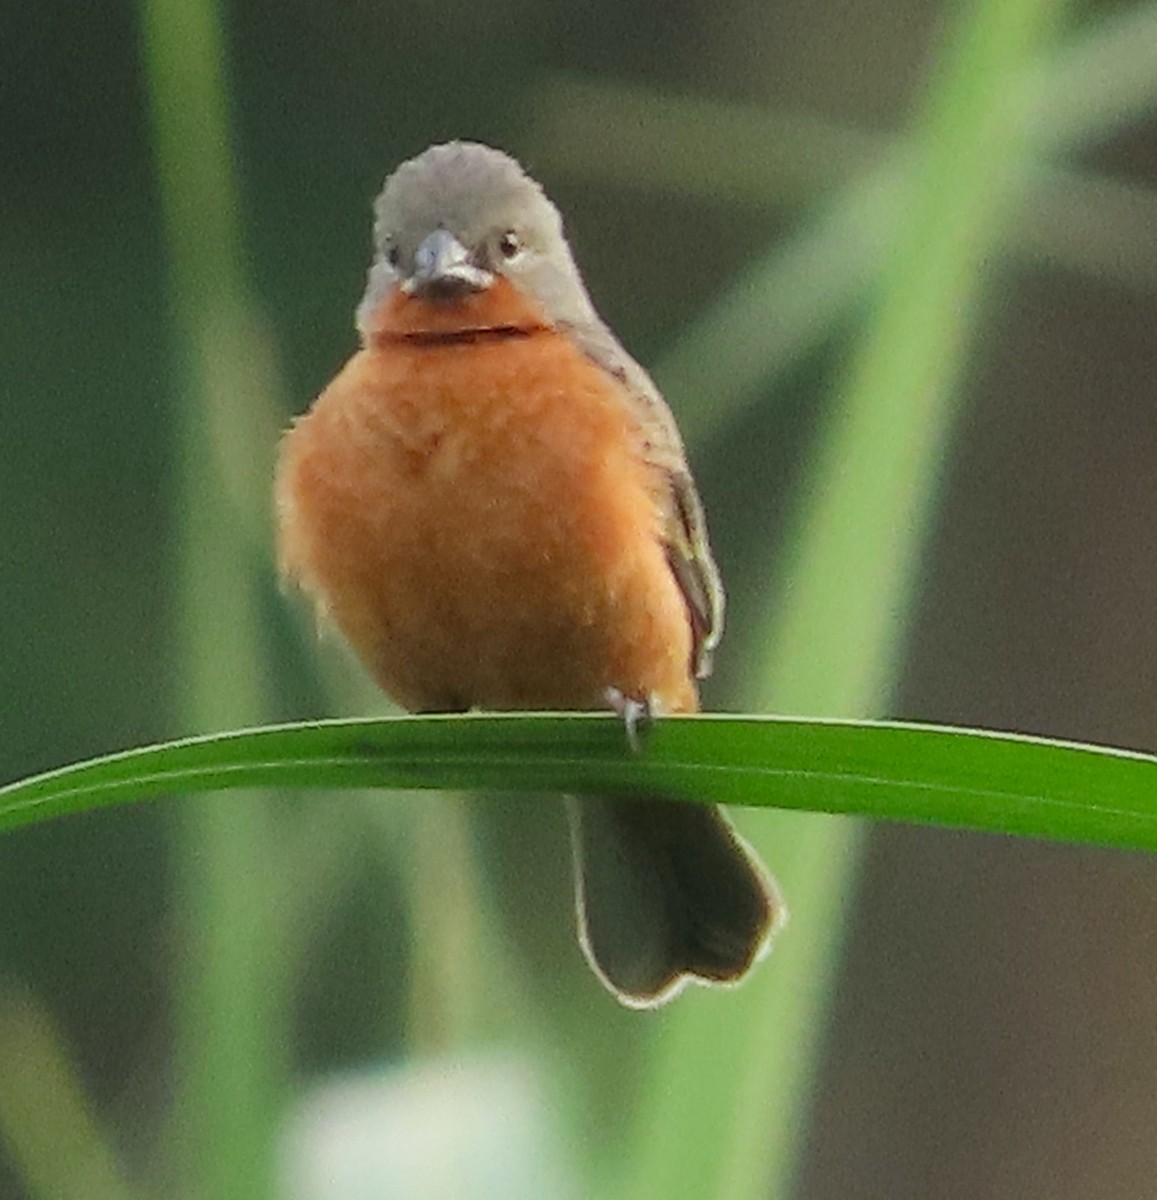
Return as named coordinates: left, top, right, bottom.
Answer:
left=3, top=714, right=1157, bottom=852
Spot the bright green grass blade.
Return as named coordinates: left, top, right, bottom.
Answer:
left=3, top=714, right=1157, bottom=851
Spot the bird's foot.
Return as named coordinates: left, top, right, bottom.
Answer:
left=604, top=687, right=655, bottom=754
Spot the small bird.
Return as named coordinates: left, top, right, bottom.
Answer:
left=275, top=142, right=783, bottom=1006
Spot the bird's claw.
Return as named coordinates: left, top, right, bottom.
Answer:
left=604, top=687, right=654, bottom=754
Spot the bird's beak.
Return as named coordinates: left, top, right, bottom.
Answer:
left=402, top=229, right=493, bottom=299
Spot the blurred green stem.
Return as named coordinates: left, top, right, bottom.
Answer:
left=0, top=985, right=142, bottom=1200
left=621, top=0, right=1065, bottom=1197
left=530, top=3, right=1157, bottom=444
left=138, top=0, right=285, bottom=1198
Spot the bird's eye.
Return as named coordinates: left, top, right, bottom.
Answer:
left=497, top=231, right=521, bottom=260
left=386, top=243, right=400, bottom=268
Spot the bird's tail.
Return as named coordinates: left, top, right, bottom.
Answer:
left=566, top=795, right=785, bottom=1007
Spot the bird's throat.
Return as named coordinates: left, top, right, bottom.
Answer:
left=362, top=276, right=553, bottom=346
left=382, top=325, right=541, bottom=348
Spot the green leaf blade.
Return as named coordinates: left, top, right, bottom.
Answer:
left=4, top=714, right=1156, bottom=852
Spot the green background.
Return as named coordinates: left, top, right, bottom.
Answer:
left=2, top=0, right=1157, bottom=1197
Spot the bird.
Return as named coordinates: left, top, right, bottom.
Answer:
left=275, top=141, right=784, bottom=1007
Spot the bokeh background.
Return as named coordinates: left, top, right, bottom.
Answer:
left=3, top=0, right=1157, bottom=1197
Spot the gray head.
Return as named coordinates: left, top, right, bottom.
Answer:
left=356, top=141, right=599, bottom=335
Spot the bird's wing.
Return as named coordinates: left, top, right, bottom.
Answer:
left=567, top=319, right=725, bottom=679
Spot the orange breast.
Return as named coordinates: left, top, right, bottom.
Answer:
left=276, top=286, right=697, bottom=716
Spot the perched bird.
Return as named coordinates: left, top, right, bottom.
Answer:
left=275, top=142, right=783, bottom=1006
